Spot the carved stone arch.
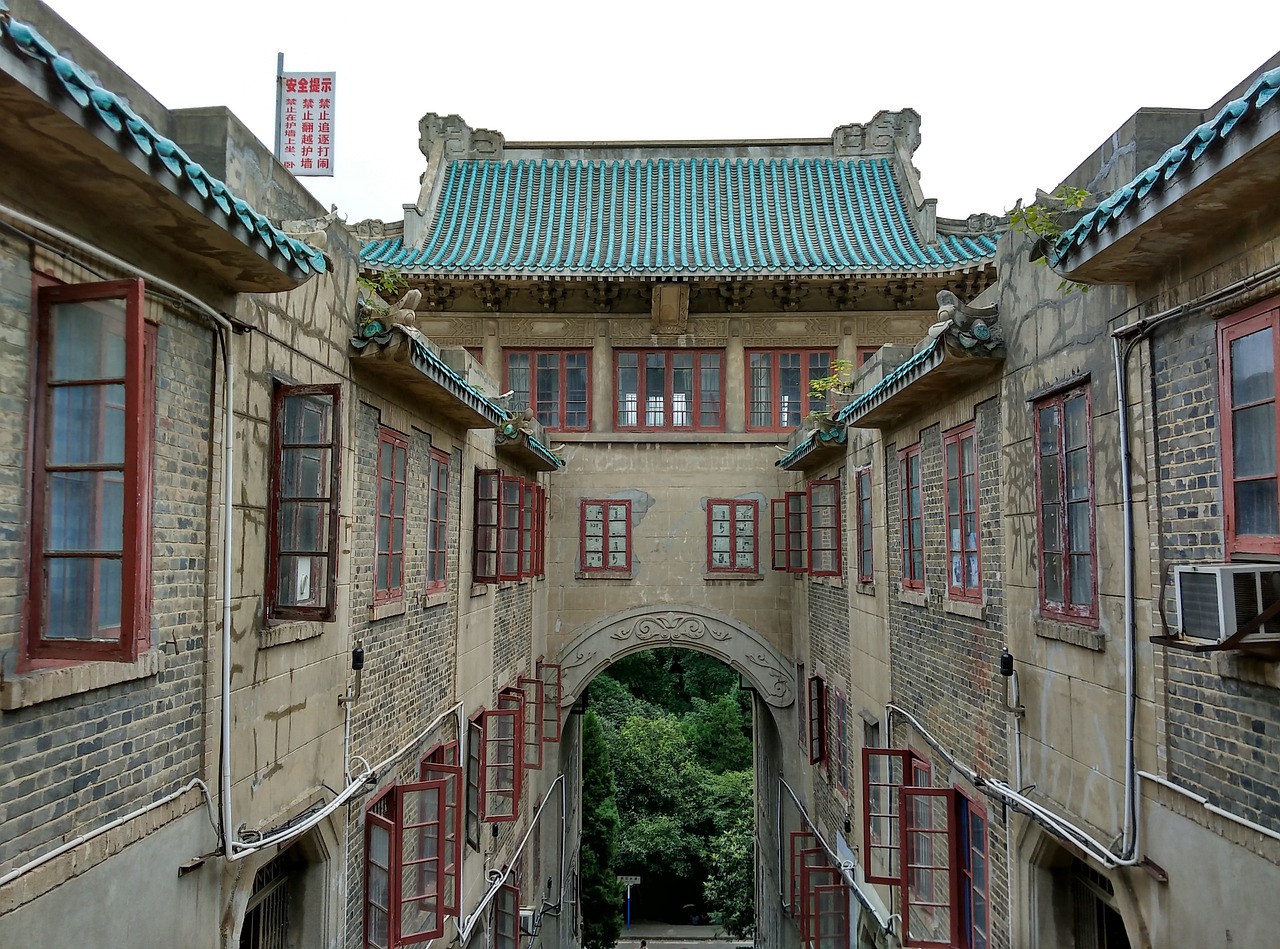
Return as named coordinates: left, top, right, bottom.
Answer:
left=556, top=605, right=794, bottom=708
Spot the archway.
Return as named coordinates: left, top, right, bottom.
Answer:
left=555, top=605, right=796, bottom=709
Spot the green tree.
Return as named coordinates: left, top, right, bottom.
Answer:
left=580, top=710, right=624, bottom=949
left=681, top=690, right=752, bottom=773
left=587, top=673, right=662, bottom=726
left=702, top=812, right=756, bottom=938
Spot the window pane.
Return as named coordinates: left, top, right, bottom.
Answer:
left=566, top=354, right=589, bottom=428
left=1043, top=553, right=1063, bottom=603
left=50, top=298, right=126, bottom=381
left=278, top=555, right=326, bottom=607
left=1233, top=403, right=1277, bottom=477
left=1038, top=405, right=1059, bottom=455
left=1069, top=553, right=1092, bottom=606
left=283, top=392, right=333, bottom=444
left=700, top=354, right=722, bottom=427
left=46, top=470, right=122, bottom=552
left=1236, top=479, right=1280, bottom=535
left=281, top=447, right=331, bottom=499
left=1231, top=328, right=1274, bottom=406
left=280, top=501, right=329, bottom=553
left=49, top=385, right=126, bottom=466
left=536, top=354, right=560, bottom=428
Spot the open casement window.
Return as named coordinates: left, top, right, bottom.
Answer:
left=420, top=743, right=463, bottom=918
left=900, top=787, right=959, bottom=949
left=580, top=499, right=631, bottom=573
left=364, top=779, right=448, bottom=948
left=518, top=677, right=545, bottom=769
left=473, top=469, right=500, bottom=583
left=810, top=880, right=851, bottom=949
left=499, top=475, right=524, bottom=581
left=374, top=428, right=408, bottom=604
left=807, top=479, right=842, bottom=577
left=786, top=492, right=808, bottom=572
left=807, top=675, right=827, bottom=764
left=426, top=449, right=449, bottom=594
left=862, top=748, right=930, bottom=885
left=1034, top=386, right=1097, bottom=622
left=29, top=278, right=154, bottom=664
left=536, top=660, right=563, bottom=742
left=532, top=485, right=547, bottom=577
left=482, top=706, right=522, bottom=822
left=267, top=384, right=341, bottom=622
left=494, top=882, right=520, bottom=949
left=465, top=715, right=483, bottom=850
left=958, top=794, right=990, bottom=949
left=799, top=854, right=840, bottom=949
left=771, top=499, right=788, bottom=570
left=520, top=483, right=535, bottom=577
left=788, top=831, right=817, bottom=917
left=1219, top=298, right=1280, bottom=556
left=899, top=445, right=924, bottom=591
left=707, top=499, right=759, bottom=573
left=856, top=468, right=873, bottom=584
left=944, top=424, right=981, bottom=601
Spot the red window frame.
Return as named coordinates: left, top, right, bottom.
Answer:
left=945, top=423, right=981, bottom=601
left=784, top=491, right=808, bottom=572
left=856, top=345, right=879, bottom=366
left=364, top=778, right=449, bottom=948
left=498, top=475, right=524, bottom=582
left=374, top=427, right=408, bottom=604
left=861, top=747, right=929, bottom=885
left=532, top=484, right=547, bottom=577
left=27, top=278, right=154, bottom=665
left=856, top=468, right=873, bottom=584
left=745, top=349, right=835, bottom=431
left=536, top=659, right=563, bottom=742
left=1219, top=297, right=1280, bottom=557
left=900, top=786, right=959, bottom=949
left=465, top=713, right=483, bottom=850
left=707, top=499, right=759, bottom=574
left=799, top=854, right=842, bottom=949
left=614, top=348, right=724, bottom=431
left=482, top=705, right=522, bottom=822
left=580, top=498, right=631, bottom=573
left=504, top=349, right=591, bottom=431
left=1034, top=385, right=1098, bottom=623
left=517, top=677, right=545, bottom=769
left=473, top=469, right=500, bottom=583
left=807, top=675, right=826, bottom=764
left=421, top=743, right=463, bottom=918
left=796, top=663, right=807, bottom=752
left=899, top=444, right=924, bottom=591
left=494, top=881, right=520, bottom=949
left=832, top=689, right=849, bottom=795
left=267, top=384, right=342, bottom=622
left=807, top=479, right=842, bottom=577
left=958, top=793, right=990, bottom=949
left=788, top=830, right=817, bottom=917
left=426, top=448, right=449, bottom=593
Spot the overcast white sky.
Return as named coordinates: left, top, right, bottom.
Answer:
left=39, top=0, right=1280, bottom=224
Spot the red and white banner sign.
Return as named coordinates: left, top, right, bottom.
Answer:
left=276, top=72, right=335, bottom=177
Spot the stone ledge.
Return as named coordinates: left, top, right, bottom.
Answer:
left=944, top=597, right=985, bottom=621
left=702, top=571, right=765, bottom=582
left=898, top=587, right=927, bottom=608
left=258, top=620, right=327, bottom=649
left=855, top=581, right=876, bottom=597
left=420, top=591, right=449, bottom=611
left=1034, top=617, right=1105, bottom=651
left=574, top=569, right=635, bottom=581
left=1, top=650, right=163, bottom=711
left=1212, top=652, right=1280, bottom=689
left=367, top=599, right=408, bottom=622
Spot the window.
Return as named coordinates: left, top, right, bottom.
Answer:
left=615, top=349, right=723, bottom=431
left=707, top=499, right=759, bottom=574
left=958, top=795, right=990, bottom=949
left=772, top=492, right=808, bottom=572
left=426, top=449, right=449, bottom=593
left=856, top=468, right=873, bottom=584
left=788, top=830, right=816, bottom=917
left=945, top=425, right=980, bottom=600
left=420, top=744, right=463, bottom=917
left=536, top=660, right=563, bottom=743
left=475, top=470, right=545, bottom=584
left=364, top=778, right=449, bottom=948
left=832, top=689, right=849, bottom=794
left=494, top=882, right=520, bottom=949
left=505, top=350, right=590, bottom=431
left=807, top=675, right=826, bottom=764
left=1034, top=386, right=1096, bottom=621
left=375, top=427, right=408, bottom=604
left=1219, top=297, right=1280, bottom=556
left=807, top=479, right=842, bottom=577
left=861, top=748, right=929, bottom=885
left=796, top=664, right=807, bottom=752
left=465, top=715, right=483, bottom=850
left=28, top=278, right=154, bottom=664
left=798, top=848, right=847, bottom=949
left=899, top=445, right=923, bottom=590
left=482, top=706, right=521, bottom=821
left=517, top=678, right=545, bottom=769
left=267, top=385, right=341, bottom=622
left=857, top=346, right=879, bottom=366
left=580, top=499, right=631, bottom=573
left=747, top=349, right=833, bottom=430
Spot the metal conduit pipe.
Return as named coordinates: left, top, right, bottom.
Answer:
left=1138, top=770, right=1280, bottom=844
left=777, top=777, right=892, bottom=933
left=0, top=202, right=236, bottom=855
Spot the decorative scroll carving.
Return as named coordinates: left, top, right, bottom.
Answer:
left=281, top=205, right=345, bottom=249
left=832, top=109, right=922, bottom=158
left=651, top=284, right=690, bottom=334
left=418, top=112, right=506, bottom=162
left=351, top=218, right=390, bottom=241
left=556, top=605, right=795, bottom=709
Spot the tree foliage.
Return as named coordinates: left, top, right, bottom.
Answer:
left=703, top=813, right=756, bottom=938
left=580, top=709, right=624, bottom=949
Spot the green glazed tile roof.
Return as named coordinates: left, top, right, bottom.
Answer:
left=1054, top=65, right=1280, bottom=268
left=0, top=5, right=328, bottom=278
left=362, top=157, right=998, bottom=277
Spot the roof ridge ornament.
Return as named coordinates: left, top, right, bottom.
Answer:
left=832, top=109, right=922, bottom=158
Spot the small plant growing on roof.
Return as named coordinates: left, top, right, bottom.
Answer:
left=1007, top=186, right=1093, bottom=295
left=356, top=268, right=410, bottom=336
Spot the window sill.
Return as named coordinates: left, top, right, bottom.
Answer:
left=1211, top=652, right=1280, bottom=688
left=943, top=598, right=985, bottom=621
left=258, top=620, right=327, bottom=649
left=421, top=591, right=449, bottom=611
left=1034, top=617, right=1105, bottom=652
left=813, top=576, right=845, bottom=589
left=898, top=587, right=928, bottom=608
left=470, top=583, right=491, bottom=598
left=367, top=599, right=408, bottom=622
left=1, top=650, right=163, bottom=710
left=575, top=569, right=635, bottom=581
left=703, top=570, right=765, bottom=582
left=855, top=581, right=876, bottom=597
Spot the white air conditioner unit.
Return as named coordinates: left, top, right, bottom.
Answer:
left=520, top=908, right=538, bottom=936
left=1174, top=563, right=1280, bottom=643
